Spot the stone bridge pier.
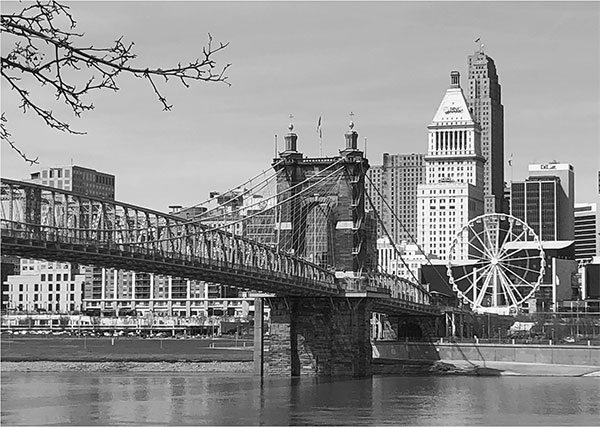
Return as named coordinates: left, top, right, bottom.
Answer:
left=253, top=296, right=373, bottom=377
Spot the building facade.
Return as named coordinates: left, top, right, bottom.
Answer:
left=467, top=46, right=505, bottom=214
left=376, top=237, right=438, bottom=284
left=366, top=153, right=424, bottom=245
left=574, top=202, right=600, bottom=262
left=4, top=260, right=85, bottom=313
left=29, top=165, right=115, bottom=200
left=510, top=163, right=575, bottom=242
left=417, top=71, right=485, bottom=261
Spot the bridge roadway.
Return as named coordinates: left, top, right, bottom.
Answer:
left=1, top=178, right=438, bottom=316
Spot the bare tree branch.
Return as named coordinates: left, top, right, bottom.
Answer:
left=1, top=0, right=231, bottom=162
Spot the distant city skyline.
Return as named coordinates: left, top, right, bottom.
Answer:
left=1, top=1, right=598, bottom=212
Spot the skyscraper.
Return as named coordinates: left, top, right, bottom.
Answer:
left=417, top=71, right=485, bottom=261
left=467, top=46, right=505, bottom=214
left=510, top=163, right=575, bottom=242
left=366, top=153, right=424, bottom=245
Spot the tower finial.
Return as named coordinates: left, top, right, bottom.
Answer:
left=288, top=113, right=294, bottom=132
left=349, top=111, right=355, bottom=129
left=450, top=71, right=460, bottom=88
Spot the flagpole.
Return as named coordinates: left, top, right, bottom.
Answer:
left=508, top=152, right=513, bottom=214
left=319, top=127, right=323, bottom=157
left=316, top=115, right=323, bottom=157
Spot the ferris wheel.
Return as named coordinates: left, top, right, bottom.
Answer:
left=447, top=213, right=545, bottom=314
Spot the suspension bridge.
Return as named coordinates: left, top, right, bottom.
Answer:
left=1, top=121, right=441, bottom=376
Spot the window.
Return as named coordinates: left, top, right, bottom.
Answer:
left=56, top=284, right=60, bottom=292
left=64, top=273, right=69, bottom=281
left=48, top=274, right=53, bottom=281
left=49, top=284, right=53, bottom=291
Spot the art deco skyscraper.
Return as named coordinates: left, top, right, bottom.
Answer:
left=417, top=71, right=485, bottom=261
left=467, top=46, right=505, bottom=214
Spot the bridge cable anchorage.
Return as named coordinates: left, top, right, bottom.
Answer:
left=364, top=173, right=450, bottom=290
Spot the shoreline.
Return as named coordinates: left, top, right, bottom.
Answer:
left=4, top=359, right=599, bottom=377
left=1, top=360, right=254, bottom=373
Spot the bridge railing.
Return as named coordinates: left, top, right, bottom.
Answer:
left=1, top=218, right=337, bottom=290
left=366, top=273, right=431, bottom=306
left=0, top=179, right=337, bottom=291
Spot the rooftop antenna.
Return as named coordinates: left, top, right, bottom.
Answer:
left=274, top=134, right=278, bottom=157
left=364, top=137, right=368, bottom=157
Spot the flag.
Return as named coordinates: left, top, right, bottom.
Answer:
left=316, top=116, right=322, bottom=138
left=508, top=153, right=513, bottom=167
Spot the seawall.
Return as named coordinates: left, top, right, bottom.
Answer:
left=373, top=341, right=600, bottom=370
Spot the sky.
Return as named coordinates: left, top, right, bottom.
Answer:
left=2, top=1, right=599, bottom=212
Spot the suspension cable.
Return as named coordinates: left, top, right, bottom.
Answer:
left=365, top=173, right=454, bottom=295
left=129, top=166, right=345, bottom=245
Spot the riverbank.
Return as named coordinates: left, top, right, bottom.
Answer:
left=1, top=336, right=252, bottom=362
left=1, top=360, right=254, bottom=373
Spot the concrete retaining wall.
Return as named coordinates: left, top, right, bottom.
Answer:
left=373, top=341, right=600, bottom=366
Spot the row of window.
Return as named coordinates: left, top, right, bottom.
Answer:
left=17, top=293, right=79, bottom=302
left=16, top=283, right=83, bottom=292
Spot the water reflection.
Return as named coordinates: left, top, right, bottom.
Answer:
left=1, top=372, right=599, bottom=425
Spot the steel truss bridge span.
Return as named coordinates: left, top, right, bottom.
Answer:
left=0, top=178, right=436, bottom=315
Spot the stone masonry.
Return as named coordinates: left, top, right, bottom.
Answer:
left=262, top=296, right=373, bottom=377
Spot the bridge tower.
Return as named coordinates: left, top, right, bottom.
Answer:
left=272, top=119, right=375, bottom=277
left=254, top=119, right=378, bottom=377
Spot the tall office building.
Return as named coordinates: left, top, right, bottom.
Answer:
left=510, top=162, right=575, bottom=242
left=417, top=71, right=485, bottom=261
left=467, top=46, right=505, bottom=214
left=366, top=153, right=424, bottom=244
left=574, top=203, right=599, bottom=262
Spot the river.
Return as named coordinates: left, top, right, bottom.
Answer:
left=1, top=372, right=599, bottom=425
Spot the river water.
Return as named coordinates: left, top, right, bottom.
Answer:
left=1, top=372, right=599, bottom=425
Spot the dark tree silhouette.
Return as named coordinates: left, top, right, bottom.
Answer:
left=1, top=0, right=230, bottom=163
